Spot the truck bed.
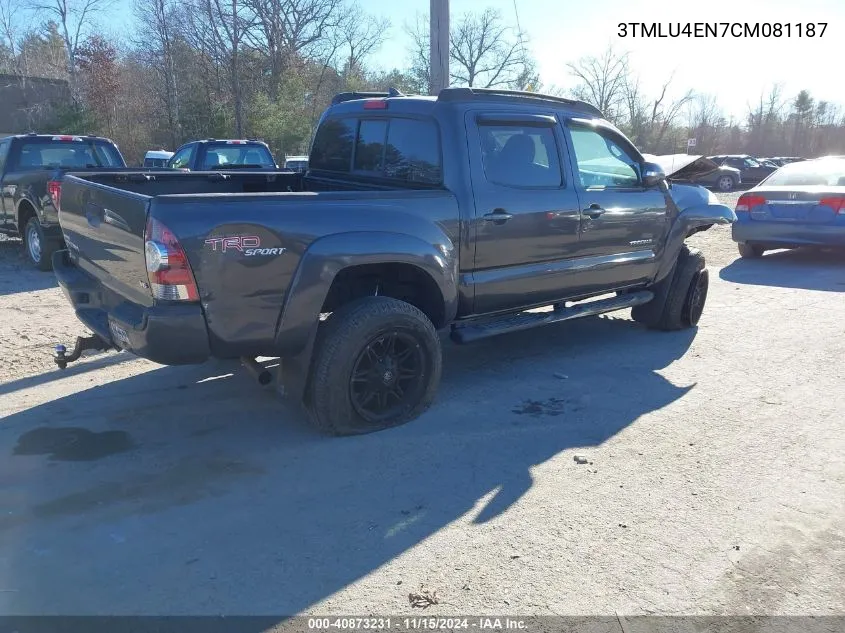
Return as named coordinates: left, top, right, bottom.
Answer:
left=57, top=170, right=460, bottom=360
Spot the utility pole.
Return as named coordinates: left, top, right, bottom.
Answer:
left=429, top=0, right=449, bottom=95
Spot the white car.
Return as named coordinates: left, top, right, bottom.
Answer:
left=285, top=155, right=308, bottom=172
left=143, top=149, right=174, bottom=168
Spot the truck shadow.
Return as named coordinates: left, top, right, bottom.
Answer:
left=719, top=248, right=845, bottom=292
left=0, top=352, right=136, bottom=398
left=0, top=315, right=697, bottom=615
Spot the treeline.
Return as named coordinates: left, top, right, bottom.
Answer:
left=566, top=47, right=845, bottom=158
left=2, top=0, right=844, bottom=163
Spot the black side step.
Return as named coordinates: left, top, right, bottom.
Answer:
left=450, top=291, right=654, bottom=344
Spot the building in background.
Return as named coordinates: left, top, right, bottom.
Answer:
left=0, top=74, right=71, bottom=135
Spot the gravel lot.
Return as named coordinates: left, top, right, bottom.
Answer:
left=1, top=192, right=843, bottom=617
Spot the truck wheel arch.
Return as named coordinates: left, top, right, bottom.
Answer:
left=16, top=199, right=37, bottom=232
left=274, top=232, right=459, bottom=357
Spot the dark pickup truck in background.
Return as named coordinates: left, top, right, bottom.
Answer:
left=0, top=134, right=126, bottom=269
left=167, top=138, right=280, bottom=171
left=53, top=88, right=735, bottom=435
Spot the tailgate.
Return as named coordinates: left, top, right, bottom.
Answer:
left=58, top=174, right=154, bottom=307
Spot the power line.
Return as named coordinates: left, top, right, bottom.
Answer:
left=512, top=0, right=526, bottom=55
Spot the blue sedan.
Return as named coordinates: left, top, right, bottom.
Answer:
left=732, top=157, right=845, bottom=258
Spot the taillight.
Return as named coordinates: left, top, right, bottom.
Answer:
left=736, top=194, right=766, bottom=212
left=47, top=180, right=62, bottom=212
left=144, top=217, right=199, bottom=301
left=819, top=197, right=845, bottom=214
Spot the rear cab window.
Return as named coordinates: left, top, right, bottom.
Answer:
left=202, top=142, right=275, bottom=169
left=12, top=137, right=124, bottom=170
left=310, top=115, right=442, bottom=186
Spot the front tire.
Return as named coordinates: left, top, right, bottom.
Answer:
left=24, top=217, right=57, bottom=271
left=306, top=297, right=442, bottom=436
left=632, top=246, right=707, bottom=331
left=738, top=242, right=765, bottom=258
left=717, top=175, right=736, bottom=192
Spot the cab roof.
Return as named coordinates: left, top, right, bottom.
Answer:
left=327, top=87, right=604, bottom=119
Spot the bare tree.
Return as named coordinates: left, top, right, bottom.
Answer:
left=746, top=84, right=784, bottom=156
left=245, top=0, right=344, bottom=95
left=190, top=0, right=254, bottom=135
left=29, top=0, right=114, bottom=100
left=133, top=0, right=182, bottom=146
left=0, top=0, right=23, bottom=75
left=648, top=74, right=694, bottom=151
left=403, top=12, right=429, bottom=94
left=687, top=94, right=725, bottom=154
left=404, top=9, right=534, bottom=93
left=567, top=46, right=629, bottom=124
left=337, top=3, right=389, bottom=85
left=449, top=9, right=532, bottom=89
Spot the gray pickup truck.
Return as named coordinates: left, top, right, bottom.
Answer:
left=0, top=133, right=126, bottom=269
left=52, top=88, right=735, bottom=435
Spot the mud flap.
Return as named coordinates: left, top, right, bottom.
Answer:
left=276, top=321, right=319, bottom=405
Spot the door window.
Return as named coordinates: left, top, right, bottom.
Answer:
left=567, top=125, right=641, bottom=188
left=478, top=123, right=562, bottom=188
left=169, top=145, right=195, bottom=169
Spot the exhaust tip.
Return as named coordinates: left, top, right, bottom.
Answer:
left=241, top=356, right=274, bottom=387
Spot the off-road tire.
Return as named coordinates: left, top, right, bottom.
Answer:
left=738, top=242, right=765, bottom=259
left=305, top=296, right=442, bottom=436
left=632, top=245, right=707, bottom=331
left=24, top=217, right=58, bottom=271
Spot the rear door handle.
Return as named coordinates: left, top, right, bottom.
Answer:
left=483, top=209, right=513, bottom=223
left=583, top=204, right=605, bottom=219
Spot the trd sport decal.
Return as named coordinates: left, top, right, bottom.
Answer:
left=204, top=235, right=286, bottom=257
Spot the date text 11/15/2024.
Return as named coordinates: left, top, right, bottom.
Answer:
left=307, top=617, right=528, bottom=631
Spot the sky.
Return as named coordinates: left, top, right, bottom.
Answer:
left=105, top=0, right=845, bottom=119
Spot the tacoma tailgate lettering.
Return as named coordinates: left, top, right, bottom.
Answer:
left=205, top=235, right=285, bottom=257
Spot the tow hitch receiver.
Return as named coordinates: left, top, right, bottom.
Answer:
left=53, top=335, right=114, bottom=370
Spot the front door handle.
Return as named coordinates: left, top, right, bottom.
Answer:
left=583, top=204, right=606, bottom=219
left=483, top=209, right=513, bottom=223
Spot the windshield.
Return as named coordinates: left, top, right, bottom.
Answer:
left=761, top=158, right=845, bottom=187
left=202, top=143, right=275, bottom=169
left=16, top=140, right=124, bottom=169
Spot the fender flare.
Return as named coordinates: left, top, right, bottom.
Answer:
left=273, top=231, right=459, bottom=357
left=655, top=203, right=735, bottom=283
left=15, top=196, right=40, bottom=229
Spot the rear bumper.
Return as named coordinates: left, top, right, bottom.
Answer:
left=732, top=220, right=845, bottom=247
left=53, top=250, right=211, bottom=365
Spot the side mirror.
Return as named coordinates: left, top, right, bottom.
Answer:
left=642, top=161, right=666, bottom=188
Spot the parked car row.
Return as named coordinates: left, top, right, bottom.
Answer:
left=0, top=132, right=311, bottom=270
left=645, top=153, right=808, bottom=193
left=141, top=140, right=309, bottom=173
